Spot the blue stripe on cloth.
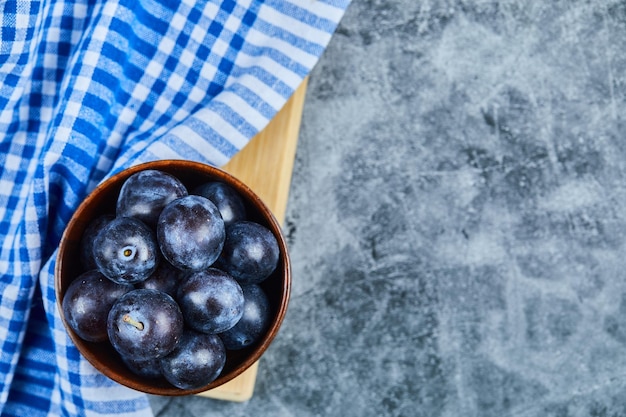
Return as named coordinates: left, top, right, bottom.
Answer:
left=0, top=0, right=350, bottom=415
left=17, top=356, right=57, bottom=375
left=82, top=399, right=156, bottom=415
left=253, top=18, right=327, bottom=58
left=1, top=296, right=56, bottom=415
left=185, top=116, right=244, bottom=156
left=240, top=40, right=312, bottom=78
left=131, top=1, right=171, bottom=37
left=267, top=0, right=341, bottom=33
left=4, top=287, right=57, bottom=417
left=4, top=391, right=53, bottom=417
left=188, top=74, right=286, bottom=115
left=227, top=83, right=279, bottom=120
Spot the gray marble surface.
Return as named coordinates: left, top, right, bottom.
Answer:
left=150, top=1, right=626, bottom=416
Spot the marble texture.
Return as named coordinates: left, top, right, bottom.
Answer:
left=150, top=1, right=626, bottom=416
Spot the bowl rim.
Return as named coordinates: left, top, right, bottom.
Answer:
left=55, top=159, right=291, bottom=396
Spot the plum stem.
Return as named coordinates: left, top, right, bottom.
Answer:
left=122, top=314, right=144, bottom=331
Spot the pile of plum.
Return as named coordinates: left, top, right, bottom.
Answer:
left=62, top=169, right=279, bottom=390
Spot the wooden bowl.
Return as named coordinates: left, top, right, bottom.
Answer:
left=55, top=160, right=291, bottom=396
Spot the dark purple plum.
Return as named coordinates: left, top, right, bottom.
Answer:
left=93, top=216, right=159, bottom=284
left=80, top=214, right=114, bottom=270
left=157, top=195, right=225, bottom=271
left=217, top=221, right=279, bottom=285
left=116, top=169, right=188, bottom=227
left=219, top=284, right=271, bottom=350
left=107, top=289, right=183, bottom=360
left=120, top=355, right=163, bottom=379
left=159, top=330, right=226, bottom=390
left=135, top=260, right=183, bottom=298
left=192, top=181, right=246, bottom=226
left=177, top=268, right=244, bottom=334
left=62, top=270, right=133, bottom=342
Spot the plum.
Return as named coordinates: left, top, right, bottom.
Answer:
left=116, top=169, right=188, bottom=227
left=135, top=260, right=183, bottom=298
left=193, top=181, right=246, bottom=226
left=157, top=195, right=225, bottom=271
left=93, top=216, right=159, bottom=284
left=107, top=289, right=183, bottom=360
left=120, top=355, right=163, bottom=379
left=79, top=214, right=114, bottom=270
left=62, top=270, right=133, bottom=342
left=219, top=284, right=271, bottom=350
left=177, top=268, right=244, bottom=334
left=217, top=221, right=279, bottom=284
left=160, top=330, right=226, bottom=390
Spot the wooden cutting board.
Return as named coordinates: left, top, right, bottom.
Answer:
left=196, top=78, right=307, bottom=402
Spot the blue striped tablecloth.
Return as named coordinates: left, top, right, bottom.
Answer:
left=0, top=1, right=349, bottom=415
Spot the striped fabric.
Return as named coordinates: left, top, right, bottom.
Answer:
left=0, top=0, right=349, bottom=415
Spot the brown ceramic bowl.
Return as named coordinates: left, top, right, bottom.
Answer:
left=55, top=159, right=291, bottom=396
